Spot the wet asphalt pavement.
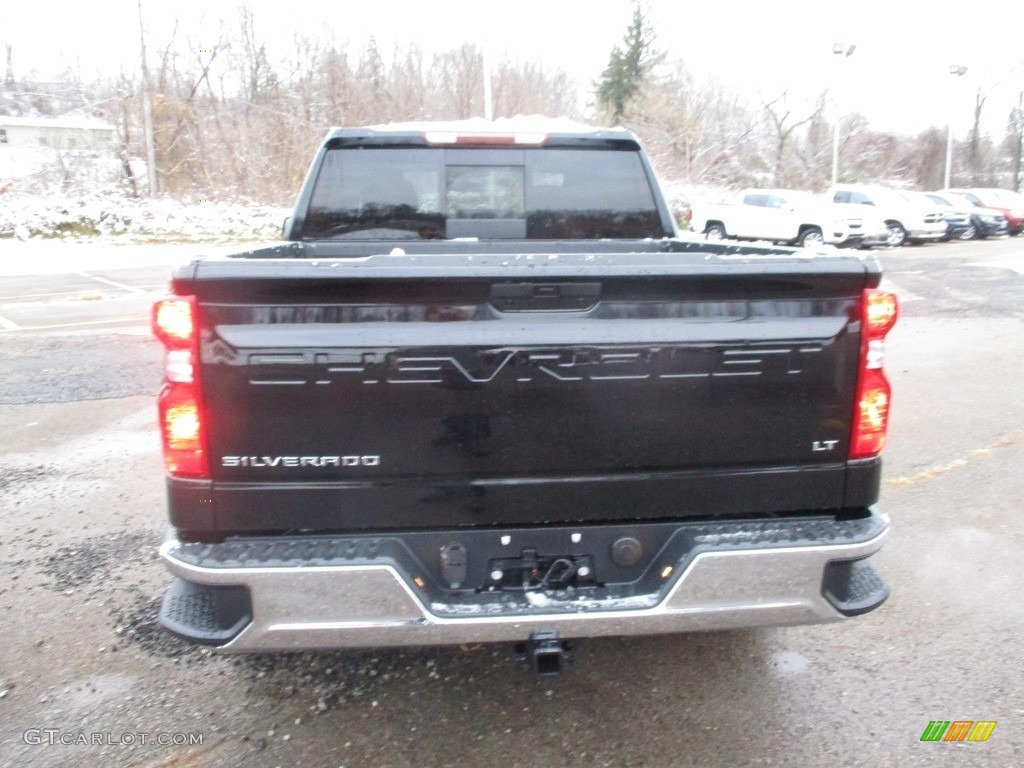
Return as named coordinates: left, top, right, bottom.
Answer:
left=0, top=238, right=1022, bottom=767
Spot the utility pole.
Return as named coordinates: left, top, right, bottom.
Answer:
left=137, top=0, right=159, bottom=195
left=944, top=65, right=968, bottom=189
left=831, top=43, right=856, bottom=187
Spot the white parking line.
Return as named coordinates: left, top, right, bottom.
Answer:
left=0, top=289, right=102, bottom=301
left=0, top=286, right=164, bottom=301
left=74, top=272, right=155, bottom=295
left=0, top=316, right=148, bottom=333
left=0, top=286, right=164, bottom=303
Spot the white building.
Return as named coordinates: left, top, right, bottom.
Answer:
left=0, top=115, right=115, bottom=151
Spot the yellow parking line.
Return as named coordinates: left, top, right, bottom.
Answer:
left=886, top=428, right=1024, bottom=488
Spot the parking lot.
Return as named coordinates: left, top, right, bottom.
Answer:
left=1, top=237, right=1022, bottom=766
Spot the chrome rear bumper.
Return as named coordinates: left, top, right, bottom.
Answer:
left=159, top=512, right=889, bottom=651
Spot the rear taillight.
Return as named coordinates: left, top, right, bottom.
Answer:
left=153, top=298, right=195, bottom=346
left=153, top=295, right=209, bottom=477
left=850, top=289, right=898, bottom=459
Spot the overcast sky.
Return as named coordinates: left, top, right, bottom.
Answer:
left=4, top=0, right=1024, bottom=136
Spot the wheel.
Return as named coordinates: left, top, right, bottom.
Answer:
left=884, top=221, right=907, bottom=247
left=958, top=222, right=978, bottom=241
left=705, top=223, right=726, bottom=241
left=797, top=227, right=824, bottom=248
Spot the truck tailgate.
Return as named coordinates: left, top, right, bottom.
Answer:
left=175, top=250, right=877, bottom=533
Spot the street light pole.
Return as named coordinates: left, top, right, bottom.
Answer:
left=831, top=43, right=856, bottom=187
left=944, top=65, right=968, bottom=189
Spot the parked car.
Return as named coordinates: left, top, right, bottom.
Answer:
left=689, top=189, right=868, bottom=248
left=941, top=188, right=1024, bottom=236
left=900, top=191, right=970, bottom=241
left=829, top=185, right=947, bottom=246
left=926, top=191, right=1008, bottom=240
left=848, top=207, right=895, bottom=249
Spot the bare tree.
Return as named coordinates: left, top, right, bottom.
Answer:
left=355, top=37, right=390, bottom=124
left=907, top=128, right=946, bottom=190
left=238, top=4, right=278, bottom=111
left=327, top=46, right=354, bottom=124
left=790, top=91, right=831, bottom=190
left=116, top=73, right=139, bottom=197
left=388, top=44, right=428, bottom=122
left=429, top=44, right=484, bottom=120
left=762, top=91, right=816, bottom=187
left=492, top=59, right=577, bottom=119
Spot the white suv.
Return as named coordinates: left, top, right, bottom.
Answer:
left=829, top=185, right=947, bottom=246
left=691, top=189, right=873, bottom=248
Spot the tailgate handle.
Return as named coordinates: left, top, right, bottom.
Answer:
left=490, top=282, right=601, bottom=312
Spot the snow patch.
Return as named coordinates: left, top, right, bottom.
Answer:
left=0, top=146, right=289, bottom=242
left=0, top=192, right=289, bottom=243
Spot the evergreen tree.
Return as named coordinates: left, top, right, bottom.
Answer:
left=596, top=3, right=658, bottom=122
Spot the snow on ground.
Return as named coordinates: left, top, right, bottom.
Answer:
left=0, top=145, right=289, bottom=244
left=0, top=193, right=288, bottom=242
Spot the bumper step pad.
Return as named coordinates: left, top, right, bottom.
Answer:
left=822, top=558, right=889, bottom=616
left=159, top=578, right=252, bottom=645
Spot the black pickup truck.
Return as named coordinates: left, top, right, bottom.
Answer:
left=152, top=120, right=897, bottom=671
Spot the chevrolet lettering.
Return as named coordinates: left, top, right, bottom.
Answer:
left=376, top=345, right=820, bottom=385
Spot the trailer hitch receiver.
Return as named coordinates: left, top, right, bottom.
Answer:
left=515, top=630, right=574, bottom=677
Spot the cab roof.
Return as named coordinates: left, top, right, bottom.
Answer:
left=323, top=117, right=641, bottom=149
